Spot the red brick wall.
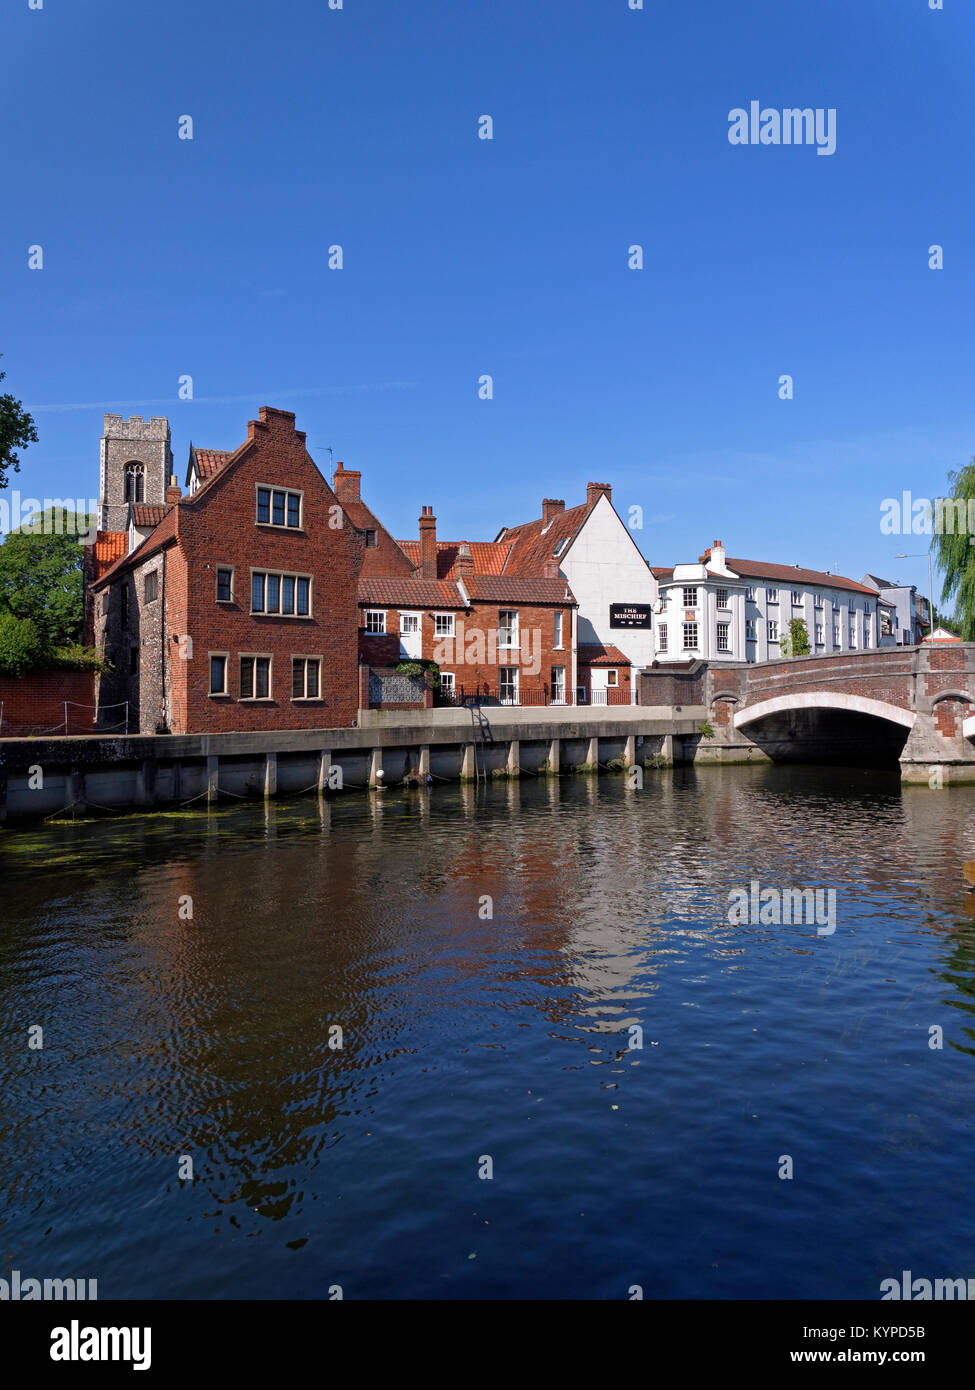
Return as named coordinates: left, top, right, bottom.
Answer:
left=95, top=408, right=365, bottom=734
left=0, top=670, right=94, bottom=736
left=362, top=603, right=572, bottom=702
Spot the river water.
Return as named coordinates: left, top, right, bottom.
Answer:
left=1, top=765, right=974, bottom=1300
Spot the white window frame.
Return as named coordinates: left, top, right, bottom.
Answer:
left=399, top=612, right=420, bottom=635
left=715, top=588, right=729, bottom=608
left=365, top=609, right=387, bottom=634
left=256, top=483, right=304, bottom=530
left=551, top=666, right=566, bottom=704
left=657, top=623, right=668, bottom=652
left=791, top=589, right=802, bottom=606
left=439, top=671, right=455, bottom=694
left=682, top=621, right=698, bottom=650
left=553, top=611, right=563, bottom=650
left=767, top=588, right=778, bottom=604
left=498, top=609, right=519, bottom=648
left=716, top=622, right=730, bottom=652
left=239, top=652, right=273, bottom=701
left=682, top=586, right=698, bottom=608
left=251, top=570, right=313, bottom=618
left=499, top=666, right=519, bottom=705
left=745, top=585, right=755, bottom=601
left=434, top=613, right=455, bottom=637
left=768, top=619, right=779, bottom=643
left=291, top=654, right=322, bottom=700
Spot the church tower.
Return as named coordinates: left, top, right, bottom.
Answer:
left=98, top=414, right=172, bottom=531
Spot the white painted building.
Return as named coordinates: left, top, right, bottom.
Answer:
left=651, top=541, right=881, bottom=664
left=496, top=483, right=658, bottom=701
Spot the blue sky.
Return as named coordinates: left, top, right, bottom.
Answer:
left=3, top=0, right=972, bottom=595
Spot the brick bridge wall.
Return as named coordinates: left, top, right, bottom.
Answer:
left=695, top=645, right=975, bottom=781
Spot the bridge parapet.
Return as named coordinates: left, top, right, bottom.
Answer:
left=698, top=646, right=975, bottom=782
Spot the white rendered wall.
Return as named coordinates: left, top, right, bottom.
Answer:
left=560, top=495, right=657, bottom=668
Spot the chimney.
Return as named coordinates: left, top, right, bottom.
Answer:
left=455, top=542, right=473, bottom=577
left=332, top=461, right=361, bottom=505
left=165, top=474, right=181, bottom=504
left=419, top=505, right=438, bottom=579
left=586, top=481, right=612, bottom=506
left=710, top=539, right=726, bottom=569
left=542, top=498, right=565, bottom=524
left=542, top=558, right=559, bottom=579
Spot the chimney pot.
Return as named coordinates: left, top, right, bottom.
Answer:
left=586, top=481, right=612, bottom=506
left=542, top=498, right=565, bottom=524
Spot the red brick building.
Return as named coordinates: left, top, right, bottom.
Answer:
left=90, top=407, right=364, bottom=733
left=344, top=470, right=578, bottom=706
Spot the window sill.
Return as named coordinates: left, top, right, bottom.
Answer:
left=239, top=698, right=276, bottom=704
left=255, top=523, right=305, bottom=533
left=208, top=693, right=233, bottom=700
left=250, top=613, right=314, bottom=620
left=292, top=698, right=324, bottom=704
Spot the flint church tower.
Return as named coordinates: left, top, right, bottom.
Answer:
left=98, top=415, right=172, bottom=531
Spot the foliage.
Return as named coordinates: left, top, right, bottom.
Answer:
left=0, top=509, right=90, bottom=653
left=51, top=642, right=111, bottom=674
left=788, top=618, right=811, bottom=656
left=698, top=721, right=714, bottom=738
left=0, top=357, right=38, bottom=490
left=0, top=509, right=92, bottom=671
left=0, top=613, right=44, bottom=674
left=931, top=459, right=975, bottom=640
left=396, top=657, right=441, bottom=689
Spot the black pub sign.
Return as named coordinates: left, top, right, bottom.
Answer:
left=609, top=603, right=652, bottom=629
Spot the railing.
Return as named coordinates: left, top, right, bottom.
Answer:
left=437, top=683, right=565, bottom=708
left=585, top=688, right=631, bottom=706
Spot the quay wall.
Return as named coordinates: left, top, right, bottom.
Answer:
left=0, top=704, right=711, bottom=825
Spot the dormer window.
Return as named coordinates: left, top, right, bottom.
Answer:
left=553, top=537, right=569, bottom=558
left=365, top=529, right=377, bottom=548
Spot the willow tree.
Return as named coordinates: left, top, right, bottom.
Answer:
left=931, top=459, right=975, bottom=639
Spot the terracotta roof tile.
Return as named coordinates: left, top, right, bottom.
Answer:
left=724, top=558, right=878, bottom=596
left=578, top=643, right=631, bottom=666
left=358, top=578, right=466, bottom=608
left=132, top=504, right=172, bottom=528
left=495, top=501, right=592, bottom=576
left=92, top=508, right=179, bottom=589
left=194, top=449, right=232, bottom=480
left=397, top=539, right=512, bottom=578
left=463, top=575, right=576, bottom=605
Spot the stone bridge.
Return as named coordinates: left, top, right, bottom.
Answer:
left=698, top=645, right=975, bottom=783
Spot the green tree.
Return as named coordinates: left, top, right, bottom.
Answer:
left=931, top=459, right=975, bottom=640
left=0, top=613, right=44, bottom=675
left=788, top=617, right=811, bottom=656
left=0, top=509, right=90, bottom=657
left=0, top=356, right=38, bottom=490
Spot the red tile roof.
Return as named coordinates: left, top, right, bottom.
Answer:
left=193, top=448, right=232, bottom=481
left=495, top=500, right=592, bottom=576
left=653, top=559, right=877, bottom=596
left=723, top=558, right=877, bottom=595
left=89, top=531, right=127, bottom=583
left=578, top=643, right=631, bottom=666
left=132, top=504, right=172, bottom=528
left=463, top=575, right=576, bottom=605
left=358, top=578, right=466, bottom=608
left=92, top=508, right=179, bottom=589
left=397, top=539, right=512, bottom=578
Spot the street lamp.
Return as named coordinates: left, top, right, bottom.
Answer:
left=895, top=551, right=936, bottom=644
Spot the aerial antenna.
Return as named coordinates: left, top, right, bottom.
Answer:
left=313, top=444, right=334, bottom=465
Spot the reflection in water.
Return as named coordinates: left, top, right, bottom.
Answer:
left=2, top=765, right=975, bottom=1299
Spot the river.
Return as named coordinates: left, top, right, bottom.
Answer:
left=1, top=765, right=973, bottom=1299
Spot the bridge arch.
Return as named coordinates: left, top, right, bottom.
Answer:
left=734, top=691, right=915, bottom=732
